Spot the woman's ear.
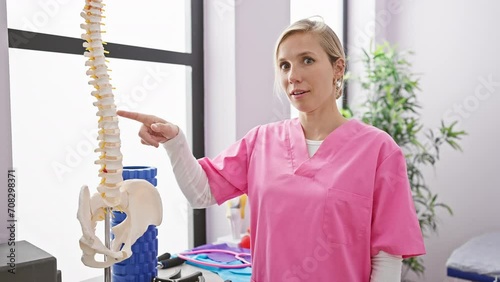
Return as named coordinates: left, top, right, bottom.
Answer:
left=334, top=58, right=345, bottom=80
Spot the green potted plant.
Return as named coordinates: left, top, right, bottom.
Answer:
left=345, top=42, right=467, bottom=279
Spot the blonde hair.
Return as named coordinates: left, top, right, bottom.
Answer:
left=273, top=17, right=346, bottom=99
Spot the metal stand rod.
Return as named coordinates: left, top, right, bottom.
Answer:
left=104, top=208, right=111, bottom=282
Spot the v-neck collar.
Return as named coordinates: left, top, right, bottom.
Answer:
left=287, top=118, right=363, bottom=177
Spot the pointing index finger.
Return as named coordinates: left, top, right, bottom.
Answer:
left=116, top=110, right=155, bottom=126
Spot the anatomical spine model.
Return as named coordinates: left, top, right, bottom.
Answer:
left=77, top=0, right=162, bottom=268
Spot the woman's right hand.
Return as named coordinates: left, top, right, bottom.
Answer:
left=116, top=110, right=179, bottom=148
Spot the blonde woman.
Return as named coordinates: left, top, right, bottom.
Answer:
left=118, top=18, right=425, bottom=282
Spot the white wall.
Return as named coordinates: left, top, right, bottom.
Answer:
left=203, top=0, right=237, bottom=243
left=204, top=0, right=290, bottom=243
left=346, top=0, right=377, bottom=109
left=356, top=0, right=500, bottom=281
left=0, top=0, right=13, bottom=245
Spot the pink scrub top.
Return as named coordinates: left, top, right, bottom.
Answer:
left=198, top=118, right=425, bottom=282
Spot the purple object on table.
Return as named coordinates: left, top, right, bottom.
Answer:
left=192, top=243, right=251, bottom=263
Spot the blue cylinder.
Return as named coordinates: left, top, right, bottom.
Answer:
left=111, top=166, right=159, bottom=282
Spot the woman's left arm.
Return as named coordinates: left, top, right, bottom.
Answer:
left=370, top=251, right=403, bottom=282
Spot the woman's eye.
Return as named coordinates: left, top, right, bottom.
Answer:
left=304, top=57, right=314, bottom=64
left=280, top=62, right=290, bottom=70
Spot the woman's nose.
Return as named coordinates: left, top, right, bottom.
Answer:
left=288, top=66, right=302, bottom=84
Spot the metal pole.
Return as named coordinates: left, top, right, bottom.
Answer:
left=104, top=208, right=111, bottom=282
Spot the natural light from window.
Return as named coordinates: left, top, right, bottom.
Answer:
left=6, top=0, right=190, bottom=52
left=6, top=1, right=192, bottom=280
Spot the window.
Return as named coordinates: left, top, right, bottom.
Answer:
left=6, top=1, right=204, bottom=281
left=7, top=0, right=191, bottom=52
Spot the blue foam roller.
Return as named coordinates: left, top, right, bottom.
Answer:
left=112, top=166, right=159, bottom=282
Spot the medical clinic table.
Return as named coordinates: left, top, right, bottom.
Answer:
left=446, top=232, right=500, bottom=281
left=82, top=263, right=224, bottom=282
left=84, top=242, right=252, bottom=281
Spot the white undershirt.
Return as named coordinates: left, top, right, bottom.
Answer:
left=305, top=138, right=323, bottom=157
left=163, top=130, right=403, bottom=281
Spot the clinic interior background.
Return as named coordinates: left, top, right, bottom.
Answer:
left=1, top=0, right=499, bottom=281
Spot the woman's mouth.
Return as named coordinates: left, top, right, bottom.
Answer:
left=290, top=90, right=309, bottom=98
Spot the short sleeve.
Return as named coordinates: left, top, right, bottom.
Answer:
left=198, top=126, right=260, bottom=205
left=371, top=148, right=426, bottom=258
